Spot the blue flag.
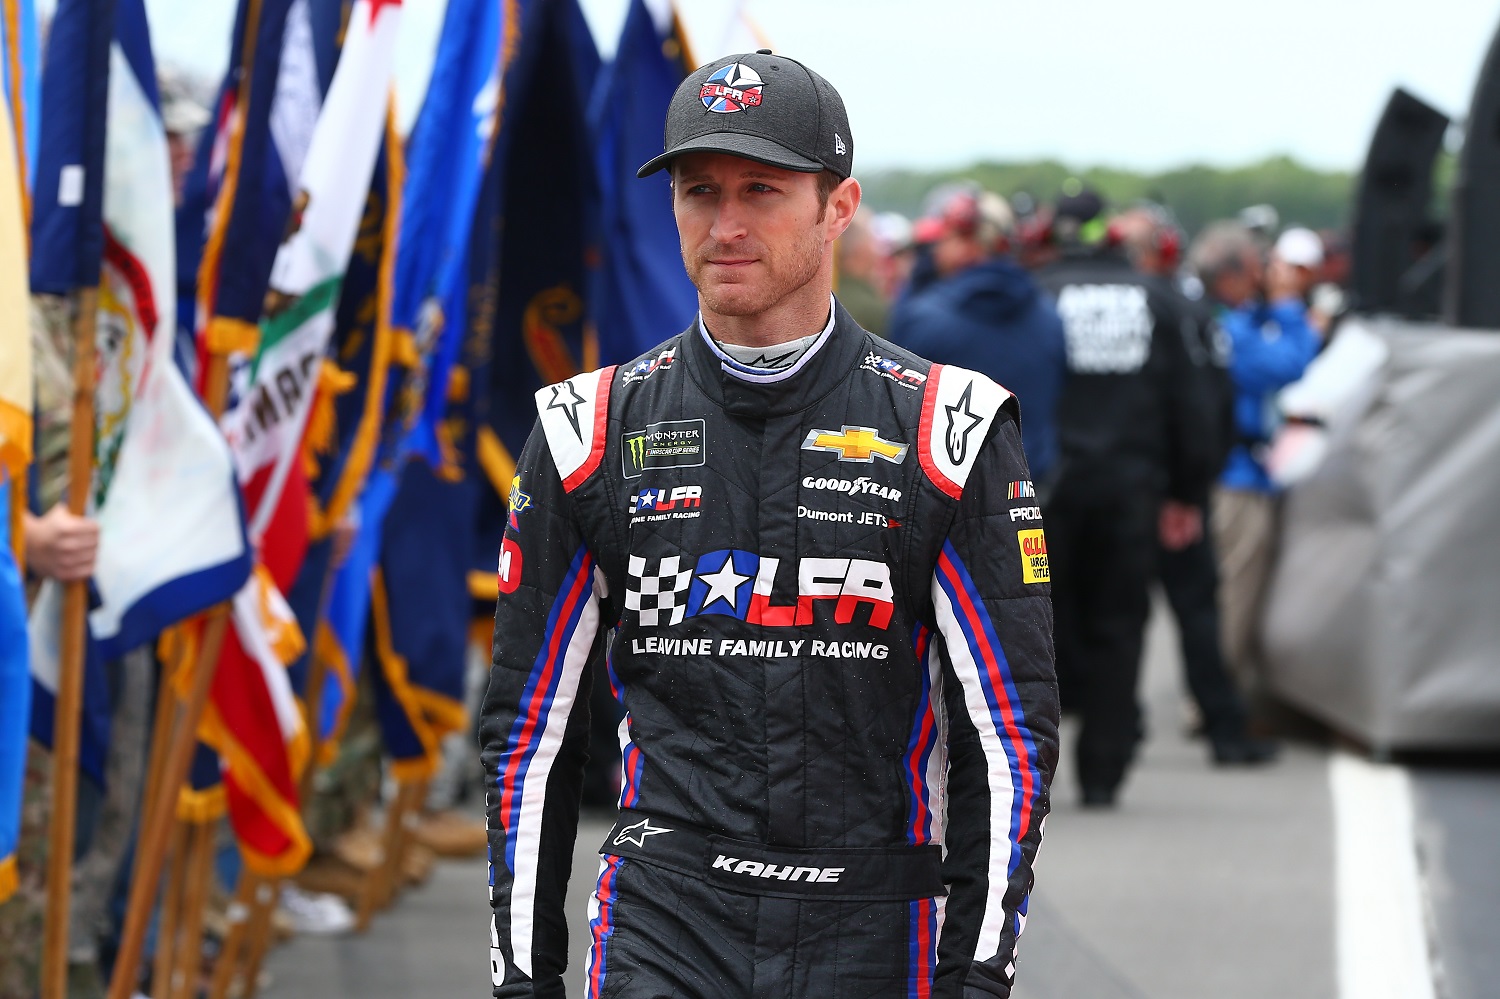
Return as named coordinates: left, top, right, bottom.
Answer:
left=319, top=0, right=510, bottom=761
left=0, top=0, right=41, bottom=189
left=371, top=0, right=600, bottom=777
left=29, top=0, right=115, bottom=294
left=0, top=478, right=28, bottom=901
left=590, top=0, right=697, bottom=365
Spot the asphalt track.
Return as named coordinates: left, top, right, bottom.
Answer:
left=262, top=601, right=1500, bottom=999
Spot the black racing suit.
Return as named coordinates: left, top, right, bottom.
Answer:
left=1036, top=250, right=1215, bottom=793
left=479, top=303, right=1060, bottom=998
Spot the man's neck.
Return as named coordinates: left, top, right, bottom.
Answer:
left=700, top=277, right=836, bottom=348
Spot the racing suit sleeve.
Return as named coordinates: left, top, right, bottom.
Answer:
left=930, top=412, right=1061, bottom=998
left=479, top=419, right=606, bottom=999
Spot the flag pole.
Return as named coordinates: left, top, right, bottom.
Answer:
left=150, top=821, right=189, bottom=997
left=40, top=286, right=99, bottom=999
left=169, top=817, right=216, bottom=999
left=107, top=597, right=231, bottom=999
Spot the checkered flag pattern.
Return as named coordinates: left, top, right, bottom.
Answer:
left=625, top=555, right=694, bottom=626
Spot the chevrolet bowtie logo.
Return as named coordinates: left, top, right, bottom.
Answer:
left=801, top=426, right=909, bottom=464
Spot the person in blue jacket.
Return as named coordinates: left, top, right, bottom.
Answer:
left=1192, top=222, right=1323, bottom=709
left=889, top=186, right=1067, bottom=484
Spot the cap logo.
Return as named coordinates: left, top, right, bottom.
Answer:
left=700, top=63, right=764, bottom=114
left=834, top=133, right=846, bottom=155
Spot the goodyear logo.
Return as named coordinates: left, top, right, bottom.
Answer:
left=1018, top=529, right=1049, bottom=584
left=801, top=426, right=908, bottom=464
left=622, top=419, right=706, bottom=478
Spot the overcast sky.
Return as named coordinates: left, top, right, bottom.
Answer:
left=136, top=0, right=1497, bottom=172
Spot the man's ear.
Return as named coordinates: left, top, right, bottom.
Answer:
left=827, top=177, right=862, bottom=240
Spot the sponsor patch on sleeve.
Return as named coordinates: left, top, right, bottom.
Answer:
left=1018, top=529, right=1049, bottom=584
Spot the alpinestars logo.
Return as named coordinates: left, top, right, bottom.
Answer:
left=945, top=383, right=984, bottom=465
left=546, top=381, right=588, bottom=439
left=701, top=63, right=764, bottom=113
left=625, top=550, right=894, bottom=629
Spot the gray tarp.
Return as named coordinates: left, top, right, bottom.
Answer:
left=1261, top=317, right=1500, bottom=751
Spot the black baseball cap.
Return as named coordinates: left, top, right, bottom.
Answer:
left=637, top=50, right=853, bottom=180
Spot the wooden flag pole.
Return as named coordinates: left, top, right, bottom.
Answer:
left=106, top=331, right=237, bottom=999
left=205, top=872, right=261, bottom=999
left=235, top=882, right=280, bottom=999
left=40, top=288, right=99, bottom=999
left=106, top=595, right=230, bottom=999
left=169, top=818, right=216, bottom=999
left=150, top=822, right=188, bottom=998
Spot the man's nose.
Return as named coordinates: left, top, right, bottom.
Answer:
left=709, top=196, right=748, bottom=243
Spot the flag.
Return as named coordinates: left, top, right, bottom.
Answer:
left=0, top=89, right=28, bottom=904
left=286, top=112, right=403, bottom=750
left=28, top=0, right=112, bottom=296
left=589, top=0, right=696, bottom=364
left=372, top=0, right=599, bottom=779
left=0, top=82, right=28, bottom=522
left=84, top=0, right=251, bottom=659
left=318, top=0, right=508, bottom=763
left=0, top=0, right=40, bottom=192
left=206, top=0, right=402, bottom=877
left=0, top=480, right=27, bottom=902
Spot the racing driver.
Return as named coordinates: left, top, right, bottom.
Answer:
left=480, top=49, right=1059, bottom=999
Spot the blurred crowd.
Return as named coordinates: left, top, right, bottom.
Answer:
left=841, top=183, right=1350, bottom=806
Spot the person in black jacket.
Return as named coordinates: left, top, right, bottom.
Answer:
left=890, top=187, right=1068, bottom=483
left=480, top=51, right=1059, bottom=999
left=1035, top=190, right=1217, bottom=806
left=1113, top=207, right=1277, bottom=766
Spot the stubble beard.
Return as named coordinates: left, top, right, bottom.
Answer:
left=688, top=225, right=825, bottom=318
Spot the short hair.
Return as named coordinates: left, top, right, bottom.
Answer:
left=1189, top=221, right=1260, bottom=282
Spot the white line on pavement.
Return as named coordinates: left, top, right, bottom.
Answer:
left=1330, top=751, right=1436, bottom=999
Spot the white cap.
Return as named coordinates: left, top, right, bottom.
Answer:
left=1275, top=227, right=1324, bottom=269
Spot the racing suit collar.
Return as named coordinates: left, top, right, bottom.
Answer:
left=685, top=295, right=868, bottom=418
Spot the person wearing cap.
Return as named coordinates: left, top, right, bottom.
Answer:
left=1114, top=209, right=1278, bottom=767
left=889, top=186, right=1067, bottom=483
left=480, top=49, right=1058, bottom=999
left=1034, top=190, right=1219, bottom=807
left=1194, top=223, right=1323, bottom=712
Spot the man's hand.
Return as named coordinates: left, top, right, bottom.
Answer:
left=1265, top=256, right=1304, bottom=306
left=24, top=504, right=100, bottom=581
left=1158, top=500, right=1204, bottom=552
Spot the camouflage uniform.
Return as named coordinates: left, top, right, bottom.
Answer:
left=0, top=296, right=76, bottom=999
left=303, top=669, right=383, bottom=851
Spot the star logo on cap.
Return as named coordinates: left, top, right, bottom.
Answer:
left=700, top=63, right=764, bottom=114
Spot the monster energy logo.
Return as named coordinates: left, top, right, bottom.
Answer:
left=621, top=419, right=706, bottom=478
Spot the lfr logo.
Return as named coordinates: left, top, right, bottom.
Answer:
left=630, top=486, right=703, bottom=515
left=700, top=63, right=764, bottom=113
left=625, top=550, right=895, bottom=628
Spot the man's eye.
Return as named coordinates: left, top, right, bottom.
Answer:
left=748, top=183, right=775, bottom=194
left=687, top=184, right=714, bottom=195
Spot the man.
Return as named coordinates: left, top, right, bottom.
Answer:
left=1114, top=208, right=1276, bottom=765
left=834, top=208, right=889, bottom=336
left=480, top=50, right=1058, bottom=999
left=890, top=186, right=1066, bottom=483
left=1035, top=191, right=1216, bottom=806
left=1189, top=222, right=1321, bottom=707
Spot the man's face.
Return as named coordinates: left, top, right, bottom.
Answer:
left=672, top=153, right=833, bottom=318
left=931, top=230, right=981, bottom=278
left=1213, top=248, right=1264, bottom=307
